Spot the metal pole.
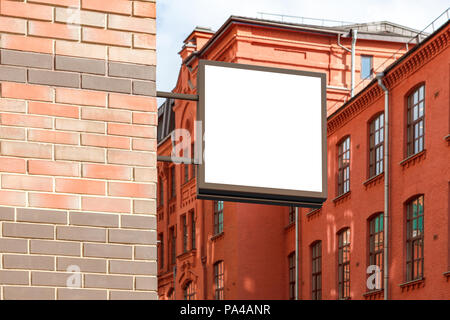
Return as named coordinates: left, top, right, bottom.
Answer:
left=295, top=207, right=299, bottom=300
left=383, top=86, right=389, bottom=301
left=157, top=91, right=199, bottom=101
left=157, top=155, right=196, bottom=164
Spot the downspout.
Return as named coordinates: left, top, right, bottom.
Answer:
left=376, top=73, right=389, bottom=300
left=201, top=200, right=207, bottom=299
left=337, top=29, right=357, bottom=97
left=350, top=30, right=357, bottom=97
left=295, top=207, right=299, bottom=300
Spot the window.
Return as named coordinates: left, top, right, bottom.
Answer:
left=407, top=85, right=425, bottom=156
left=214, top=201, right=224, bottom=235
left=288, top=252, right=296, bottom=300
left=158, top=180, right=164, bottom=207
left=214, top=261, right=224, bottom=300
left=337, top=137, right=350, bottom=196
left=191, top=211, right=196, bottom=250
left=369, top=213, right=384, bottom=289
left=183, top=143, right=190, bottom=183
left=311, top=241, right=322, bottom=300
left=170, top=226, right=176, bottom=265
left=406, top=195, right=424, bottom=281
left=184, top=164, right=189, bottom=184
left=184, top=281, right=196, bottom=300
left=369, top=113, right=384, bottom=177
left=288, top=206, right=296, bottom=225
left=170, top=166, right=176, bottom=199
left=182, top=215, right=188, bottom=253
left=159, top=233, right=164, bottom=270
left=361, top=55, right=373, bottom=79
left=167, top=288, right=174, bottom=300
left=191, top=143, right=195, bottom=179
left=338, top=228, right=350, bottom=299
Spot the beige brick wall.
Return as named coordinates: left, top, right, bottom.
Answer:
left=0, top=0, right=157, bottom=300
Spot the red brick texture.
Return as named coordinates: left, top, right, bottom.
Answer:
left=0, top=0, right=157, bottom=300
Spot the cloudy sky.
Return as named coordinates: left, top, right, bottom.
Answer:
left=156, top=0, right=449, bottom=95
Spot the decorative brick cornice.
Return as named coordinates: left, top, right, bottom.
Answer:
left=327, top=84, right=383, bottom=135
left=328, top=24, right=449, bottom=135
left=384, top=26, right=449, bottom=89
left=399, top=278, right=425, bottom=292
left=363, top=289, right=384, bottom=300
left=306, top=207, right=322, bottom=221
left=400, top=149, right=427, bottom=169
left=363, top=173, right=384, bottom=190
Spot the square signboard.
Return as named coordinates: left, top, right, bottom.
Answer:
left=197, top=60, right=327, bottom=207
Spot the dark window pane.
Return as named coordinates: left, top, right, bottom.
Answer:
left=407, top=85, right=425, bottom=156
left=361, top=56, right=373, bottom=79
left=338, top=229, right=350, bottom=299
left=406, top=195, right=424, bottom=281
left=311, top=241, right=322, bottom=300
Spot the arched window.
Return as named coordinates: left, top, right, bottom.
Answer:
left=311, top=241, right=322, bottom=300
left=406, top=85, right=425, bottom=156
left=368, top=113, right=384, bottom=177
left=167, top=287, right=174, bottom=300
left=214, top=261, right=224, bottom=300
left=288, top=206, right=296, bottom=225
left=288, top=252, right=296, bottom=300
left=158, top=233, right=164, bottom=270
left=368, top=213, right=384, bottom=289
left=214, top=201, right=224, bottom=235
left=170, top=166, right=176, bottom=199
left=337, top=228, right=350, bottom=299
left=406, top=195, right=424, bottom=281
left=337, top=136, right=350, bottom=195
left=183, top=281, right=196, bottom=300
left=158, top=179, right=164, bottom=207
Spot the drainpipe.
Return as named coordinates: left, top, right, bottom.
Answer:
left=376, top=73, right=389, bottom=300
left=337, top=29, right=357, bottom=97
left=201, top=200, right=207, bottom=299
left=295, top=207, right=299, bottom=300
left=350, top=30, right=357, bottom=97
left=173, top=265, right=177, bottom=299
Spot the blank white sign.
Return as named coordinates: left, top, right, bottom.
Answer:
left=203, top=64, right=323, bottom=193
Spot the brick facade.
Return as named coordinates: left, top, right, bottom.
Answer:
left=0, top=0, right=157, bottom=300
left=157, top=17, right=449, bottom=300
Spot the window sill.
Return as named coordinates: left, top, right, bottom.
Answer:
left=211, top=232, right=224, bottom=242
left=362, top=289, right=384, bottom=300
left=177, top=249, right=196, bottom=260
left=306, top=208, right=322, bottom=222
left=182, top=178, right=195, bottom=187
left=284, top=222, right=295, bottom=230
left=157, top=269, right=174, bottom=279
left=399, top=277, right=425, bottom=292
left=363, top=172, right=384, bottom=189
left=443, top=271, right=450, bottom=280
left=399, top=149, right=426, bottom=168
left=333, top=191, right=351, bottom=205
left=445, top=134, right=450, bottom=142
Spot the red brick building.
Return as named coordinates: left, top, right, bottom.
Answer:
left=156, top=16, right=450, bottom=300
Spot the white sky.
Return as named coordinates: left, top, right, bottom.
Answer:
left=156, top=0, right=449, bottom=95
